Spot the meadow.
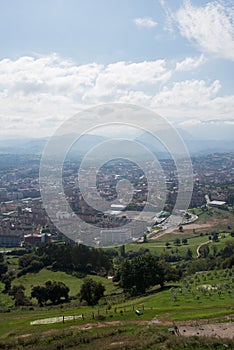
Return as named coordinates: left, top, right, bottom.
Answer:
left=0, top=207, right=233, bottom=348
left=0, top=268, right=233, bottom=341
left=126, top=231, right=233, bottom=258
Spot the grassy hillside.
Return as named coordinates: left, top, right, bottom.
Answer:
left=11, top=269, right=119, bottom=298
left=0, top=323, right=233, bottom=350
left=126, top=231, right=233, bottom=257
left=191, top=207, right=234, bottom=228
left=123, top=208, right=234, bottom=258
left=0, top=207, right=233, bottom=348
left=0, top=268, right=232, bottom=340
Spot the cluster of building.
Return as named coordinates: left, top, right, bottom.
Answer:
left=0, top=153, right=233, bottom=247
left=191, top=153, right=234, bottom=207
left=0, top=197, right=53, bottom=247
left=0, top=162, right=40, bottom=202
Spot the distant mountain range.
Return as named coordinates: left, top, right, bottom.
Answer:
left=0, top=128, right=233, bottom=158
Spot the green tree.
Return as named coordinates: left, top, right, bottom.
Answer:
left=165, top=242, right=170, bottom=249
left=212, top=245, right=217, bottom=256
left=212, top=233, right=219, bottom=242
left=185, top=248, right=193, bottom=260
left=119, top=245, right=126, bottom=257
left=174, top=238, right=181, bottom=246
left=19, top=253, right=36, bottom=268
left=31, top=281, right=69, bottom=305
left=36, top=243, right=112, bottom=274
left=158, top=260, right=180, bottom=286
left=3, top=278, right=11, bottom=293
left=31, top=285, right=48, bottom=306
left=10, top=284, right=29, bottom=306
left=0, top=254, right=8, bottom=280
left=119, top=259, right=133, bottom=290
left=119, top=253, right=167, bottom=296
left=80, top=278, right=105, bottom=305
left=199, top=244, right=210, bottom=258
left=46, top=281, right=69, bottom=304
left=220, top=241, right=234, bottom=258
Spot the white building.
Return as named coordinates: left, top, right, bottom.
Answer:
left=100, top=228, right=131, bottom=246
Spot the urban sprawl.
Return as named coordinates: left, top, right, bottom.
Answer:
left=0, top=153, right=233, bottom=247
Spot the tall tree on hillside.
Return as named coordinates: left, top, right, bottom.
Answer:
left=80, top=278, right=105, bottom=305
left=46, top=281, right=69, bottom=304
left=199, top=244, right=210, bottom=258
left=185, top=248, right=193, bottom=260
left=10, top=284, right=29, bottom=306
left=0, top=253, right=8, bottom=280
left=119, top=253, right=167, bottom=296
left=31, top=285, right=48, bottom=306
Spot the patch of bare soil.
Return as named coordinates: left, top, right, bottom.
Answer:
left=21, top=316, right=234, bottom=340
left=18, top=333, right=32, bottom=338
left=178, top=322, right=234, bottom=339
left=70, top=320, right=148, bottom=331
left=68, top=320, right=234, bottom=339
left=24, top=320, right=148, bottom=339
left=179, top=223, right=212, bottom=231
left=150, top=223, right=212, bottom=239
left=110, top=341, right=125, bottom=347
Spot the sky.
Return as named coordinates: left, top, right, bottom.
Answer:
left=0, top=0, right=233, bottom=139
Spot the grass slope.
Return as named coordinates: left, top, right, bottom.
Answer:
left=0, top=268, right=232, bottom=341
left=12, top=269, right=120, bottom=297
left=0, top=207, right=233, bottom=347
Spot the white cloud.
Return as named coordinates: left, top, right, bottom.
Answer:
left=0, top=54, right=102, bottom=97
left=159, top=0, right=174, bottom=33
left=83, top=59, right=171, bottom=102
left=0, top=55, right=171, bottom=136
left=152, top=79, right=221, bottom=107
left=149, top=79, right=234, bottom=122
left=134, top=17, right=157, bottom=28
left=175, top=54, right=206, bottom=71
left=0, top=53, right=233, bottom=137
left=179, top=119, right=202, bottom=127
left=174, top=1, right=234, bottom=60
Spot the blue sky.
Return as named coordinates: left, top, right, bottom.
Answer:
left=0, top=0, right=197, bottom=63
left=0, top=0, right=233, bottom=139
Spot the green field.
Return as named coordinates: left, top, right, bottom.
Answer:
left=0, top=268, right=233, bottom=341
left=126, top=232, right=233, bottom=257
left=11, top=269, right=119, bottom=298
left=194, top=207, right=234, bottom=228
left=124, top=207, right=234, bottom=257
left=0, top=207, right=233, bottom=348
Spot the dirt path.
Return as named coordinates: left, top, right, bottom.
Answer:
left=24, top=318, right=234, bottom=340
left=70, top=320, right=148, bottom=331
left=23, top=320, right=149, bottom=338
left=196, top=240, right=212, bottom=257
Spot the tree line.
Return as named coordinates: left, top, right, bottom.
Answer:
left=16, top=243, right=112, bottom=276
left=0, top=238, right=233, bottom=307
left=8, top=277, right=106, bottom=307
